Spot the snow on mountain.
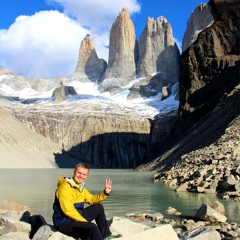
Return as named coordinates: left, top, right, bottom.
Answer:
left=0, top=76, right=179, bottom=119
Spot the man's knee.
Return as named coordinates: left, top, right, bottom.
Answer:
left=92, top=203, right=104, bottom=213
left=97, top=203, right=104, bottom=211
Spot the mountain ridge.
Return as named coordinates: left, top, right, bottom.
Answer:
left=0, top=0, right=239, bottom=170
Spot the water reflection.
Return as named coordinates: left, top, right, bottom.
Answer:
left=0, top=169, right=239, bottom=224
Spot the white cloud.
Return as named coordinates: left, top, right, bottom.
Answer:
left=0, top=0, right=141, bottom=78
left=0, top=11, right=88, bottom=78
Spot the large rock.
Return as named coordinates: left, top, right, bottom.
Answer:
left=0, top=232, right=30, bottom=240
left=0, top=218, right=17, bottom=236
left=179, top=227, right=221, bottom=240
left=110, top=217, right=150, bottom=237
left=118, top=223, right=178, bottom=240
left=71, top=34, right=107, bottom=82
left=194, top=203, right=227, bottom=223
left=32, top=225, right=73, bottom=240
left=52, top=84, right=77, bottom=103
left=99, top=8, right=138, bottom=94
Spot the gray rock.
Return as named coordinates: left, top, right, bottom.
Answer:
left=4, top=218, right=31, bottom=234
left=195, top=203, right=227, bottom=223
left=179, top=227, right=221, bottom=240
left=165, top=207, right=178, bottom=215
left=52, top=85, right=77, bottom=103
left=0, top=232, right=30, bottom=240
left=150, top=213, right=164, bottom=221
left=116, top=222, right=178, bottom=240
left=0, top=218, right=17, bottom=236
left=110, top=217, right=150, bottom=237
left=32, top=225, right=73, bottom=240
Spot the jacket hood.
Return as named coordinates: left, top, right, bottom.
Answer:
left=57, top=177, right=66, bottom=187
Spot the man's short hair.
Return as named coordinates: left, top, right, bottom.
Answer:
left=75, top=163, right=90, bottom=171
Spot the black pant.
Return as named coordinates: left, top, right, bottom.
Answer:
left=57, top=204, right=111, bottom=240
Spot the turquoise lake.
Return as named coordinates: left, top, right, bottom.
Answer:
left=0, top=169, right=239, bottom=224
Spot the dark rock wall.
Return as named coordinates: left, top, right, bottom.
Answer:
left=136, top=0, right=240, bottom=171
left=176, top=0, right=240, bottom=133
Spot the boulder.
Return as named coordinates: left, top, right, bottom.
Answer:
left=0, top=232, right=30, bottom=240
left=0, top=218, right=17, bottom=236
left=165, top=207, right=178, bottom=215
left=194, top=203, right=227, bottom=223
left=52, top=85, right=77, bottom=103
left=118, top=223, right=178, bottom=240
left=110, top=217, right=150, bottom=237
left=32, top=225, right=73, bottom=240
left=179, top=227, right=221, bottom=240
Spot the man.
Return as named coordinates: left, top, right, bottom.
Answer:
left=52, top=163, right=113, bottom=240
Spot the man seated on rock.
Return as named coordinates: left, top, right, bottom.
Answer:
left=52, top=163, right=113, bottom=240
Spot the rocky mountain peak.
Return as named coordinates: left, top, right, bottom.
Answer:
left=137, top=15, right=180, bottom=80
left=99, top=8, right=180, bottom=98
left=99, top=7, right=138, bottom=94
left=71, top=34, right=107, bottom=83
left=128, top=15, right=181, bottom=100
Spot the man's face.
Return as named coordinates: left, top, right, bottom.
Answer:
left=73, top=166, right=89, bottom=184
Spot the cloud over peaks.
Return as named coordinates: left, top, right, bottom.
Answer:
left=0, top=0, right=141, bottom=78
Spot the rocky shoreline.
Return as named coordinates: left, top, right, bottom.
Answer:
left=152, top=115, right=240, bottom=202
left=0, top=198, right=239, bottom=240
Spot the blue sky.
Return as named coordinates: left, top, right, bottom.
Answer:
left=0, top=0, right=206, bottom=78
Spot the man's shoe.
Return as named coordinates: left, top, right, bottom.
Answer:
left=107, top=217, right=113, bottom=227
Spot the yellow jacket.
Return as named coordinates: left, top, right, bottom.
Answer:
left=52, top=177, right=109, bottom=227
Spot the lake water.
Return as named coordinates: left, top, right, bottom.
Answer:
left=0, top=169, right=239, bottom=224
